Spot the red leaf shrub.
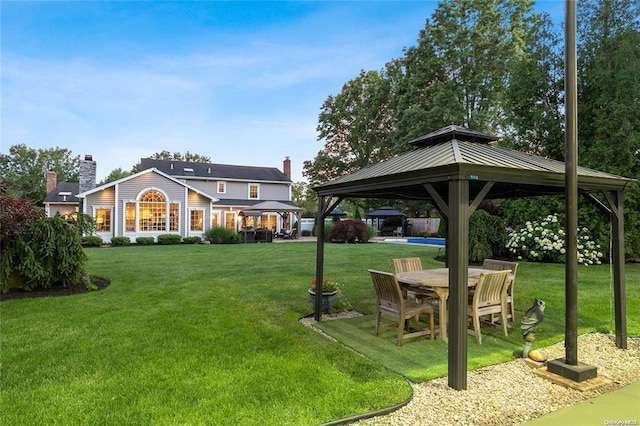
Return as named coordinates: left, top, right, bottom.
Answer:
left=325, top=219, right=369, bottom=243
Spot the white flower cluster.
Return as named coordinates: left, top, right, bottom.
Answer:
left=506, top=214, right=602, bottom=265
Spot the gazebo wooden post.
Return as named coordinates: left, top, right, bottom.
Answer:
left=605, top=190, right=627, bottom=349
left=447, top=178, right=469, bottom=390
left=314, top=196, right=328, bottom=321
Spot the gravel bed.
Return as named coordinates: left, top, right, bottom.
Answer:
left=300, top=314, right=640, bottom=425
left=357, top=333, right=640, bottom=426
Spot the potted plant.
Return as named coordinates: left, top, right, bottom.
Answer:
left=308, top=278, right=339, bottom=313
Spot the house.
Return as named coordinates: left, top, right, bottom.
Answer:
left=45, top=155, right=301, bottom=243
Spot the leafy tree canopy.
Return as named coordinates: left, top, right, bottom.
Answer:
left=132, top=151, right=212, bottom=173
left=99, top=168, right=133, bottom=185
left=303, top=69, right=394, bottom=185
left=0, top=145, right=79, bottom=205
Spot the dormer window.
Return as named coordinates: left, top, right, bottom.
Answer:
left=217, top=181, right=226, bottom=194
left=58, top=191, right=72, bottom=201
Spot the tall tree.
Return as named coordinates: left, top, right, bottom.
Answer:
left=577, top=0, right=640, bottom=257
left=0, top=145, right=79, bottom=205
left=392, top=0, right=537, bottom=145
left=501, top=12, right=565, bottom=160
left=303, top=69, right=394, bottom=185
left=291, top=181, right=317, bottom=217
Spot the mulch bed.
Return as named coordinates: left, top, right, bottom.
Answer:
left=0, top=276, right=110, bottom=302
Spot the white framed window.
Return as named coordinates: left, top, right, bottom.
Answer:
left=125, top=202, right=136, bottom=232
left=189, top=209, right=204, bottom=232
left=217, top=181, right=226, bottom=194
left=248, top=183, right=260, bottom=199
left=135, top=189, right=180, bottom=232
left=94, top=207, right=112, bottom=232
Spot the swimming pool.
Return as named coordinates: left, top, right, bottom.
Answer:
left=384, top=237, right=446, bottom=246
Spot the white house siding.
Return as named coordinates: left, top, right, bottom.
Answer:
left=258, top=183, right=289, bottom=200
left=181, top=179, right=216, bottom=196
left=47, top=203, right=78, bottom=218
left=83, top=187, right=116, bottom=242
left=175, top=178, right=289, bottom=203
left=186, top=189, right=210, bottom=238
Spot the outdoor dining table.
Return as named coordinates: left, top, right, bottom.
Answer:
left=395, top=267, right=512, bottom=342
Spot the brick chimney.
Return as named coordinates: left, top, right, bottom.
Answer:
left=46, top=171, right=57, bottom=195
left=283, top=156, right=291, bottom=179
left=79, top=155, right=97, bottom=194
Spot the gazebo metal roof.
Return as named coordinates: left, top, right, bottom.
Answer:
left=365, top=206, right=406, bottom=218
left=312, top=125, right=633, bottom=390
left=315, top=125, right=632, bottom=200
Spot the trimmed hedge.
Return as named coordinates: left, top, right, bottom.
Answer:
left=111, top=236, right=131, bottom=246
left=183, top=236, right=202, bottom=244
left=205, top=227, right=241, bottom=244
left=157, top=234, right=182, bottom=245
left=136, top=237, right=155, bottom=245
left=82, top=235, right=103, bottom=247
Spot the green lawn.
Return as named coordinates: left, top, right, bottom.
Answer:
left=1, top=242, right=638, bottom=425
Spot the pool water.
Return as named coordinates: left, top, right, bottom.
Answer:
left=384, top=237, right=446, bottom=246
left=406, top=238, right=446, bottom=246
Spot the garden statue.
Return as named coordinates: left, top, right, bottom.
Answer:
left=521, top=299, right=545, bottom=359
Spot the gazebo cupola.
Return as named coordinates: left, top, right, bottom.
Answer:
left=407, top=125, right=498, bottom=148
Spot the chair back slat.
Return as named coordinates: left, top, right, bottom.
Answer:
left=482, top=259, right=518, bottom=277
left=473, top=270, right=510, bottom=308
left=369, top=270, right=403, bottom=307
left=392, top=258, right=423, bottom=274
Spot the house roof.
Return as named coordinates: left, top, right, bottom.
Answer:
left=44, top=182, right=80, bottom=204
left=314, top=126, right=634, bottom=201
left=139, top=158, right=291, bottom=183
left=76, top=167, right=219, bottom=201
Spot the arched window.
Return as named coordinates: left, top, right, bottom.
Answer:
left=136, top=190, right=178, bottom=232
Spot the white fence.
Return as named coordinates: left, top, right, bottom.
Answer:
left=407, top=218, right=441, bottom=237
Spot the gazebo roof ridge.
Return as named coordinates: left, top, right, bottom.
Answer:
left=408, top=125, right=499, bottom=148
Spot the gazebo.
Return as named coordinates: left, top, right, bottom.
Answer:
left=365, top=206, right=406, bottom=236
left=312, top=125, right=634, bottom=390
left=243, top=200, right=302, bottom=233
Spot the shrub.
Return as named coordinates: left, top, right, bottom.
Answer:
left=111, top=236, right=131, bottom=246
left=325, top=219, right=369, bottom=243
left=506, top=214, right=603, bottom=265
left=365, top=223, right=377, bottom=240
left=301, top=229, right=312, bottom=237
left=157, top=234, right=182, bottom=245
left=136, top=237, right=155, bottom=245
left=205, top=227, right=241, bottom=244
left=82, top=236, right=103, bottom=247
left=183, top=236, right=202, bottom=244
left=468, top=210, right=508, bottom=263
left=2, top=216, right=90, bottom=292
left=434, top=210, right=508, bottom=262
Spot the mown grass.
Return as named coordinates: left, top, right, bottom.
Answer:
left=1, top=242, right=638, bottom=425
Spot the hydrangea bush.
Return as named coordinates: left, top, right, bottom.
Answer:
left=506, top=214, right=603, bottom=265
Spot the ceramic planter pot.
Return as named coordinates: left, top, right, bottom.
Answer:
left=308, top=289, right=338, bottom=313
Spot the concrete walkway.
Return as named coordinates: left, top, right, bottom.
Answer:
left=523, top=380, right=640, bottom=425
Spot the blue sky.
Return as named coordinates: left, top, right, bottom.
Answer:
left=1, top=1, right=564, bottom=183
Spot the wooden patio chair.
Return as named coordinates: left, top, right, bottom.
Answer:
left=482, top=259, right=519, bottom=322
left=467, top=270, right=511, bottom=344
left=369, top=269, right=435, bottom=346
left=392, top=258, right=439, bottom=308
left=282, top=229, right=297, bottom=239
